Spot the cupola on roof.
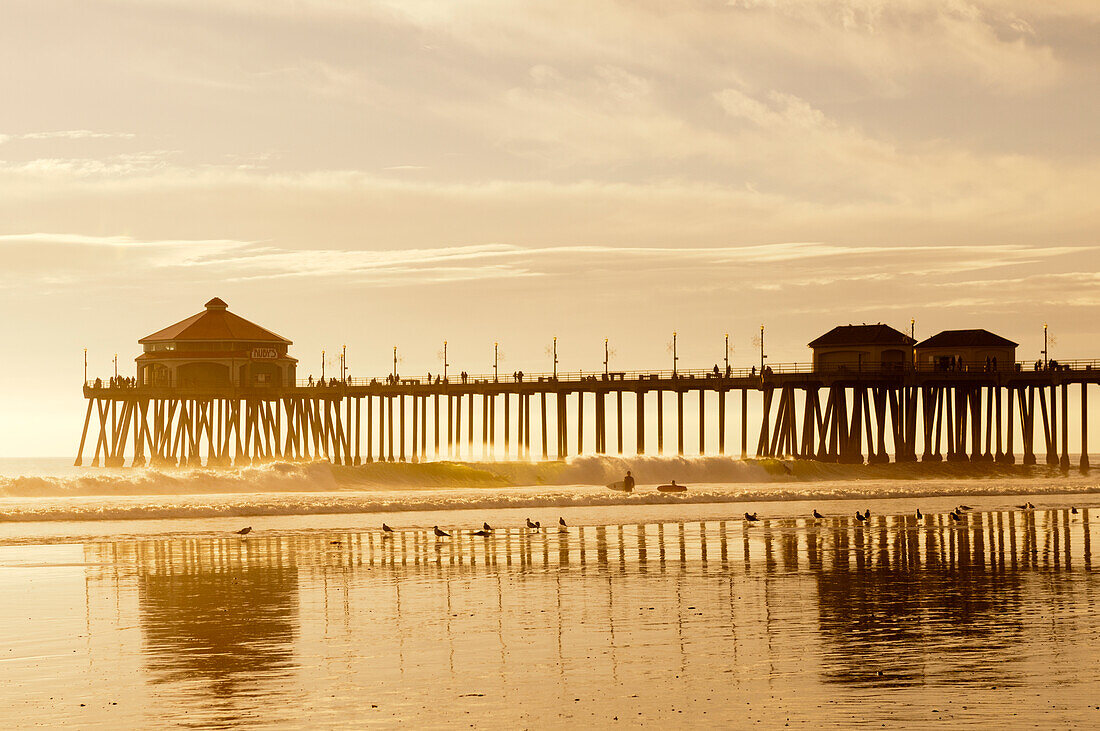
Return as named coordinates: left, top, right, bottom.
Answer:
left=139, top=298, right=292, bottom=344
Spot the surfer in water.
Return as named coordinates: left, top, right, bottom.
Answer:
left=624, top=470, right=635, bottom=492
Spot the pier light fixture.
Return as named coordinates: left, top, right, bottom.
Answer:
left=443, top=340, right=449, bottom=380
left=84, top=348, right=88, bottom=383
left=604, top=338, right=609, bottom=376
left=321, top=349, right=325, bottom=381
left=341, top=344, right=347, bottom=383
left=393, top=346, right=398, bottom=379
left=494, top=342, right=499, bottom=382
left=553, top=336, right=558, bottom=379
left=672, top=332, right=678, bottom=376
left=759, top=325, right=767, bottom=375
left=724, top=333, right=729, bottom=373
left=113, top=353, right=118, bottom=379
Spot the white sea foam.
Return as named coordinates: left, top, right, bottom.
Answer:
left=0, top=457, right=1095, bottom=524
left=0, top=454, right=1068, bottom=501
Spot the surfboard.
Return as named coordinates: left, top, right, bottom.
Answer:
left=657, top=484, right=687, bottom=492
left=607, top=480, right=632, bottom=492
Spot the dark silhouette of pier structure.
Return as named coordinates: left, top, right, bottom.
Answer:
left=76, top=301, right=1098, bottom=471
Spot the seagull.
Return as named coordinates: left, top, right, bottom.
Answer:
left=1016, top=502, right=1035, bottom=510
left=483, top=522, right=493, bottom=532
left=855, top=511, right=868, bottom=523
left=916, top=508, right=923, bottom=519
left=471, top=529, right=492, bottom=537
left=382, top=523, right=395, bottom=534
left=957, top=505, right=973, bottom=511
left=812, top=510, right=825, bottom=519
left=526, top=518, right=540, bottom=531
left=744, top=512, right=759, bottom=522
left=1071, top=507, right=1079, bottom=515
left=949, top=511, right=963, bottom=523
left=559, top=517, right=568, bottom=527
left=236, top=526, right=252, bottom=535
left=433, top=526, right=451, bottom=538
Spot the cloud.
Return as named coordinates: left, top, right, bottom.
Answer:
left=18, top=130, right=136, bottom=141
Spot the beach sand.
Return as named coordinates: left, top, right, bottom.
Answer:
left=4, top=489, right=1100, bottom=728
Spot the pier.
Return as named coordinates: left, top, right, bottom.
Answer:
left=76, top=300, right=1099, bottom=471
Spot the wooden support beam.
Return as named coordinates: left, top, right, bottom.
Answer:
left=1082, top=383, right=1090, bottom=472
left=657, top=390, right=664, bottom=455
left=698, top=389, right=705, bottom=455
left=1061, top=382, right=1070, bottom=470
left=616, top=391, right=624, bottom=454
left=718, top=389, right=726, bottom=455
left=75, top=399, right=94, bottom=466
left=677, top=390, right=685, bottom=456
left=541, top=391, right=548, bottom=460
left=636, top=390, right=645, bottom=455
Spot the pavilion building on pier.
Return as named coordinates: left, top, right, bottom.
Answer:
left=915, top=329, right=1018, bottom=371
left=808, top=324, right=916, bottom=371
left=136, top=298, right=297, bottom=388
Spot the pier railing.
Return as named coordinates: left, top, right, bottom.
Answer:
left=85, top=358, right=1100, bottom=391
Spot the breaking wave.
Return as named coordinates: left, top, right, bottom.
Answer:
left=0, top=456, right=1095, bottom=524
left=0, top=455, right=1069, bottom=499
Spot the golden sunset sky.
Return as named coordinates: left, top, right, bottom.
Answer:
left=1, top=1, right=1097, bottom=456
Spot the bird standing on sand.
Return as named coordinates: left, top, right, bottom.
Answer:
left=483, top=522, right=493, bottom=532
left=957, top=505, right=973, bottom=511
left=949, top=511, right=963, bottom=523
left=1016, top=502, right=1035, bottom=510
left=382, top=523, right=394, bottom=534
left=916, top=509, right=923, bottom=519
left=472, top=529, right=491, bottom=537
left=434, top=526, right=451, bottom=538
left=812, top=510, right=824, bottom=519
left=855, top=511, right=868, bottom=523
left=744, top=512, right=759, bottom=522
left=559, top=517, right=568, bottom=527
left=236, top=526, right=252, bottom=535
left=1071, top=507, right=1079, bottom=515
left=526, top=518, right=540, bottom=531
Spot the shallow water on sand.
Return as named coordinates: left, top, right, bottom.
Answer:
left=4, top=497, right=1100, bottom=728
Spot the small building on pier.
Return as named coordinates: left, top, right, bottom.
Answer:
left=136, top=298, right=296, bottom=387
left=808, top=324, right=915, bottom=371
left=915, top=329, right=1018, bottom=372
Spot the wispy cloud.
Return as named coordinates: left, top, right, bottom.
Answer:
left=17, top=130, right=136, bottom=141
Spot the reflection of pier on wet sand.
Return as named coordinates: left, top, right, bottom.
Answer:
left=57, top=508, right=1100, bottom=726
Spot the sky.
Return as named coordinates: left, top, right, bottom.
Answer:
left=0, top=0, right=1098, bottom=456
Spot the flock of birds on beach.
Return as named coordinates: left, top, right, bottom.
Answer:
left=231, top=501, right=1083, bottom=539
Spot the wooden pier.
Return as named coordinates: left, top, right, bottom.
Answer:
left=77, top=362, right=1099, bottom=471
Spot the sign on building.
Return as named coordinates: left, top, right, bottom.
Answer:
left=251, top=348, right=278, bottom=360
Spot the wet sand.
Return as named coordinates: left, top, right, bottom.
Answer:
left=4, top=498, right=1100, bottom=728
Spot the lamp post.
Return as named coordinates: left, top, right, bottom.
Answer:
left=553, top=337, right=558, bottom=379
left=341, top=344, right=347, bottom=383
left=1042, top=323, right=1048, bottom=368
left=443, top=340, right=449, bottom=381
left=672, top=332, right=678, bottom=376
left=393, top=346, right=398, bottom=379
left=604, top=338, right=609, bottom=376
left=724, top=333, right=729, bottom=374
left=493, top=342, right=499, bottom=382
left=759, top=325, right=766, bottom=375
left=113, top=353, right=118, bottom=380
left=84, top=348, right=87, bottom=384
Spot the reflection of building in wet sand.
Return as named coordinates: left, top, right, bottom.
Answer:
left=86, top=537, right=299, bottom=702
left=76, top=508, right=1098, bottom=725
